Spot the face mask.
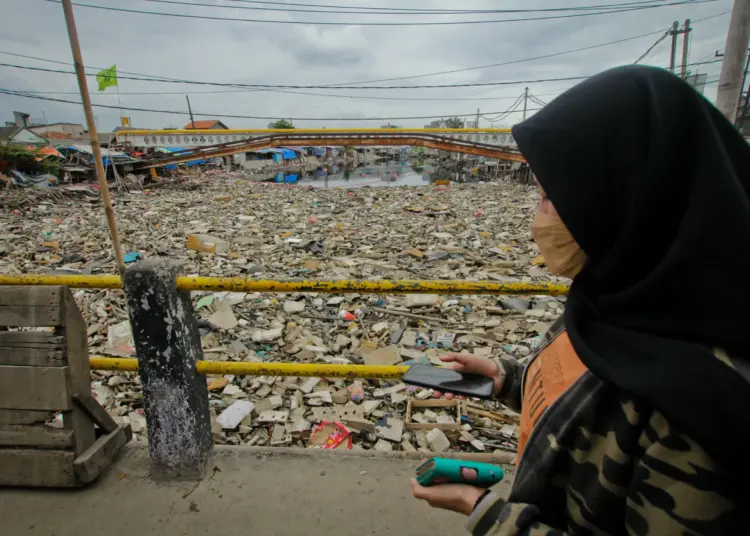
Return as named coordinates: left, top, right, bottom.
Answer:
left=531, top=210, right=587, bottom=279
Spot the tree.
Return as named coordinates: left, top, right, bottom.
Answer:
left=0, top=144, right=59, bottom=176
left=270, top=119, right=294, bottom=129
left=444, top=117, right=464, bottom=129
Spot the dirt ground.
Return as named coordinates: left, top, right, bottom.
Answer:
left=0, top=444, right=514, bottom=536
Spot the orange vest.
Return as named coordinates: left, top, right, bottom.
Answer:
left=517, top=331, right=587, bottom=464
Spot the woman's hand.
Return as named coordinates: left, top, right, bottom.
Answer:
left=410, top=467, right=487, bottom=515
left=436, top=353, right=504, bottom=400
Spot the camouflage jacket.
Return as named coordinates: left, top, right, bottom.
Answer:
left=467, top=319, right=745, bottom=535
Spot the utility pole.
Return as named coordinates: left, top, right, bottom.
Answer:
left=680, top=19, right=691, bottom=79
left=717, top=0, right=750, bottom=121
left=186, top=95, right=195, bottom=128
left=522, top=87, right=529, bottom=120
left=476, top=108, right=480, bottom=128
left=669, top=21, right=679, bottom=73
left=737, top=49, right=750, bottom=129
left=61, top=0, right=125, bottom=274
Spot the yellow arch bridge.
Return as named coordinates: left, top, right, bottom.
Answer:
left=115, top=128, right=525, bottom=170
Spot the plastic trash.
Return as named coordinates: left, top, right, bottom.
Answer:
left=124, top=251, right=142, bottom=264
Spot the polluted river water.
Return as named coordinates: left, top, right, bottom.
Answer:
left=261, top=161, right=436, bottom=188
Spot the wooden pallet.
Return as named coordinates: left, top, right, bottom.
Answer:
left=0, top=286, right=131, bottom=487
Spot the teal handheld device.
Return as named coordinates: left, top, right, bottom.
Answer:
left=415, top=457, right=504, bottom=487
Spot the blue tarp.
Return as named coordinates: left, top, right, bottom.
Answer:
left=274, top=173, right=300, bottom=183
left=164, top=159, right=205, bottom=170
left=255, top=148, right=298, bottom=160
left=10, top=170, right=55, bottom=189
left=159, top=147, right=205, bottom=169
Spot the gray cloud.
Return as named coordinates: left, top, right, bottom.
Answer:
left=0, top=0, right=734, bottom=130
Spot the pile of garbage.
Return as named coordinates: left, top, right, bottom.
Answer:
left=0, top=172, right=569, bottom=456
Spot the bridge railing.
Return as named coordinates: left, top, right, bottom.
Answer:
left=1, top=261, right=566, bottom=480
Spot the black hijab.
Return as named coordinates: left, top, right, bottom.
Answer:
left=512, top=65, right=750, bottom=474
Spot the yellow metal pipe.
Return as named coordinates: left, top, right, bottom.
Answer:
left=89, top=357, right=408, bottom=379
left=90, top=357, right=139, bottom=372
left=0, top=274, right=569, bottom=296
left=0, top=274, right=123, bottom=289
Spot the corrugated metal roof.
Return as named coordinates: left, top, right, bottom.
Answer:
left=65, top=144, right=129, bottom=158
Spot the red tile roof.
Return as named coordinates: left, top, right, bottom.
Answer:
left=183, top=120, right=227, bottom=129
left=44, top=131, right=80, bottom=139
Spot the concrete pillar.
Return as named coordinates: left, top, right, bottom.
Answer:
left=123, top=260, right=213, bottom=480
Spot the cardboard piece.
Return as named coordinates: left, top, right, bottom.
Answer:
left=307, top=421, right=352, bottom=450
left=362, top=346, right=402, bottom=366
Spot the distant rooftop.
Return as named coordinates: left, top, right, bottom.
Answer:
left=183, top=120, right=229, bottom=129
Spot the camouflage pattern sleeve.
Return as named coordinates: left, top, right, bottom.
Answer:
left=466, top=424, right=740, bottom=535
left=467, top=492, right=566, bottom=535
left=493, top=357, right=524, bottom=412
left=465, top=375, right=742, bottom=535
left=492, top=315, right=565, bottom=413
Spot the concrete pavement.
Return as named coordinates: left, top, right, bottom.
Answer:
left=0, top=445, right=514, bottom=536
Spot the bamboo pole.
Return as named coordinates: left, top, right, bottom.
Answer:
left=61, top=0, right=126, bottom=274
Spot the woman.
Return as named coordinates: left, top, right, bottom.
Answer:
left=411, top=65, right=750, bottom=535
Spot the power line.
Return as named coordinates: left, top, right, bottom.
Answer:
left=634, top=30, right=671, bottom=63
left=0, top=9, right=729, bottom=88
left=42, top=0, right=716, bottom=27
left=335, top=10, right=728, bottom=85
left=0, top=81, right=723, bottom=123
left=146, top=0, right=683, bottom=16
left=0, top=31, right=665, bottom=89
left=331, top=28, right=672, bottom=86
left=0, top=87, right=545, bottom=121
left=480, top=95, right=526, bottom=121
left=225, top=0, right=670, bottom=14
left=528, top=94, right=550, bottom=106
left=0, top=62, right=590, bottom=89
left=682, top=58, right=723, bottom=67
left=0, top=85, right=532, bottom=101
left=0, top=58, right=723, bottom=97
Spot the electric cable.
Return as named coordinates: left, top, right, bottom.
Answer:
left=42, top=0, right=715, bottom=27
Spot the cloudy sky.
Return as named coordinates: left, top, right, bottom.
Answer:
left=0, top=0, right=735, bottom=131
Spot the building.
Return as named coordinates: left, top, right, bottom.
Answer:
left=183, top=120, right=229, bottom=129
left=0, top=111, right=47, bottom=145
left=29, top=123, right=85, bottom=137
left=43, top=131, right=114, bottom=148
left=0, top=125, right=48, bottom=145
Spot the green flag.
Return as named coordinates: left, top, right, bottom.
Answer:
left=96, top=65, right=118, bottom=91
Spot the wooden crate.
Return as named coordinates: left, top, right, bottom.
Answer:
left=405, top=398, right=462, bottom=431
left=0, top=286, right=131, bottom=487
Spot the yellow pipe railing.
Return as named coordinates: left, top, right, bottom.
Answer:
left=89, top=357, right=408, bottom=380
left=0, top=274, right=569, bottom=295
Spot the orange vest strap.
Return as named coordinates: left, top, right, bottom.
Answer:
left=517, top=331, right=587, bottom=464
